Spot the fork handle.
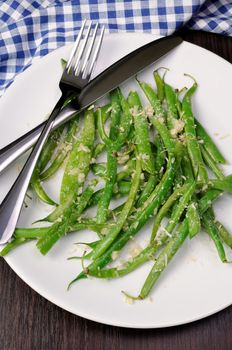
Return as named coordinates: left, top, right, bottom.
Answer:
left=0, top=103, right=77, bottom=174
left=0, top=94, right=69, bottom=244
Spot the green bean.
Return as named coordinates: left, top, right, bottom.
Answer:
left=92, top=143, right=105, bottom=159
left=98, top=93, right=132, bottom=150
left=37, top=180, right=98, bottom=255
left=87, top=180, right=131, bottom=208
left=123, top=185, right=226, bottom=299
left=113, top=92, right=133, bottom=149
left=31, top=126, right=64, bottom=205
left=126, top=128, right=135, bottom=144
left=14, top=227, right=50, bottom=239
left=164, top=82, right=179, bottom=131
left=60, top=109, right=95, bottom=203
left=88, top=245, right=157, bottom=279
left=109, top=88, right=121, bottom=140
left=207, top=175, right=232, bottom=193
left=173, top=165, right=184, bottom=190
left=87, top=188, right=105, bottom=207
left=71, top=220, right=107, bottom=235
left=181, top=152, right=194, bottom=181
left=69, top=157, right=176, bottom=286
left=216, top=221, right=232, bottom=249
left=198, top=189, right=222, bottom=214
left=137, top=80, right=176, bottom=154
left=37, top=222, right=75, bottom=255
left=96, top=91, right=134, bottom=224
left=165, top=180, right=196, bottom=234
left=175, top=90, right=183, bottom=119
left=201, top=145, right=224, bottom=179
left=74, top=240, right=100, bottom=250
left=14, top=221, right=106, bottom=241
left=195, top=119, right=226, bottom=164
left=107, top=203, right=125, bottom=221
left=186, top=202, right=201, bottom=238
left=101, top=103, right=112, bottom=124
left=116, top=159, right=136, bottom=181
left=154, top=134, right=166, bottom=178
left=114, top=180, right=131, bottom=195
left=31, top=178, right=57, bottom=206
left=151, top=183, right=190, bottom=242
left=135, top=219, right=189, bottom=299
left=202, top=209, right=227, bottom=263
left=2, top=220, right=107, bottom=256
left=128, top=91, right=155, bottom=174
left=5, top=72, right=231, bottom=301
left=0, top=238, right=31, bottom=256
left=136, top=174, right=157, bottom=208
left=181, top=82, right=208, bottom=184
left=91, top=156, right=141, bottom=260
left=45, top=109, right=95, bottom=222
left=96, top=107, right=111, bottom=146
left=178, top=149, right=198, bottom=227
left=37, top=126, right=65, bottom=172
left=154, top=69, right=165, bottom=102
left=96, top=150, right=117, bottom=224
left=40, top=116, right=79, bottom=180
left=91, top=163, right=106, bottom=178
left=96, top=132, right=118, bottom=225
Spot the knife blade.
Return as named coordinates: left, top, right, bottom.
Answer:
left=77, top=35, right=182, bottom=108
left=0, top=35, right=182, bottom=173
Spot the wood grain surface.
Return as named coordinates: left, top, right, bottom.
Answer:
left=0, top=29, right=232, bottom=350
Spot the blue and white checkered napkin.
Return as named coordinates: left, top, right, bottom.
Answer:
left=0, top=0, right=231, bottom=95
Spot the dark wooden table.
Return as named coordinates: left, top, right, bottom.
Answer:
left=0, top=29, right=232, bottom=350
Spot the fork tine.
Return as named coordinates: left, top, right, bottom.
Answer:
left=66, top=19, right=87, bottom=72
left=80, top=23, right=99, bottom=75
left=84, top=25, right=105, bottom=80
left=74, top=20, right=93, bottom=74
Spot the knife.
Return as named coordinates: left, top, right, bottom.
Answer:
left=0, top=35, right=182, bottom=173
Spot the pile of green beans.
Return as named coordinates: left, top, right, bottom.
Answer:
left=2, top=68, right=232, bottom=302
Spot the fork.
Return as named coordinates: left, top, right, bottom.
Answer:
left=0, top=20, right=104, bottom=244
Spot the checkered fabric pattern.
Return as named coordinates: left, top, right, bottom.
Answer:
left=0, top=0, right=231, bottom=95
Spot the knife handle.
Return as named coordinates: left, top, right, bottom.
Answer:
left=0, top=103, right=77, bottom=174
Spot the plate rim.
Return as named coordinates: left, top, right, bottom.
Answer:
left=2, top=31, right=232, bottom=328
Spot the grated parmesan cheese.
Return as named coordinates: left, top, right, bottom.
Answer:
left=90, top=158, right=96, bottom=164
left=140, top=153, right=150, bottom=161
left=170, top=119, right=185, bottom=138
left=144, top=105, right=154, bottom=117
left=179, top=134, right=186, bottom=143
left=68, top=168, right=79, bottom=176
left=78, top=143, right=91, bottom=153
left=111, top=251, right=119, bottom=260
left=157, top=117, right=165, bottom=124
left=78, top=172, right=85, bottom=183
left=101, top=227, right=109, bottom=236
left=117, top=154, right=130, bottom=164
left=60, top=143, right=73, bottom=153
left=106, top=106, right=112, bottom=113
left=130, top=106, right=142, bottom=117
left=128, top=241, right=142, bottom=258
left=122, top=293, right=134, bottom=305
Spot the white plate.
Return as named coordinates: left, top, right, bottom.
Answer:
left=1, top=33, right=232, bottom=329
